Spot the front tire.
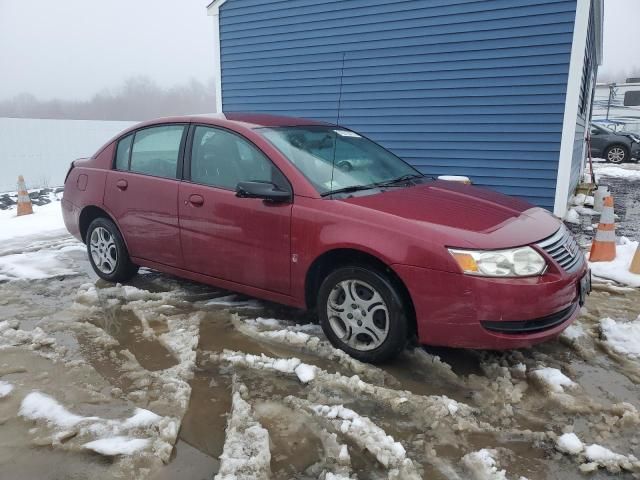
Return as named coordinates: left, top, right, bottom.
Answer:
left=605, top=145, right=629, bottom=164
left=317, top=266, right=408, bottom=363
left=86, top=217, right=138, bottom=282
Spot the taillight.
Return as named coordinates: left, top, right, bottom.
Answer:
left=64, top=161, right=75, bottom=183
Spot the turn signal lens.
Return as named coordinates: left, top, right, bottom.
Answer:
left=450, top=252, right=478, bottom=272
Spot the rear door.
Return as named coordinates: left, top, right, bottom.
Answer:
left=104, top=124, right=187, bottom=268
left=178, top=124, right=292, bottom=294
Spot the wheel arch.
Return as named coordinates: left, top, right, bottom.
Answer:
left=605, top=143, right=630, bottom=159
left=304, top=248, right=417, bottom=337
left=78, top=205, right=120, bottom=244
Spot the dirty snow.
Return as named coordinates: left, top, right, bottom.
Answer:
left=589, top=237, right=640, bottom=287
left=0, top=380, right=14, bottom=398
left=0, top=248, right=80, bottom=280
left=461, top=449, right=507, bottom=480
left=215, top=379, right=271, bottom=480
left=594, top=165, right=640, bottom=180
left=600, top=316, right=640, bottom=359
left=83, top=436, right=150, bottom=456
left=530, top=368, right=577, bottom=393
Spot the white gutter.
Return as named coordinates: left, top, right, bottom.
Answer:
left=207, top=0, right=229, bottom=113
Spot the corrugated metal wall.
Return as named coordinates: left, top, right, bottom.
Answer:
left=0, top=118, right=134, bottom=191
left=219, top=0, right=578, bottom=209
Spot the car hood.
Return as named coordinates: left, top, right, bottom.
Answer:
left=342, top=180, right=561, bottom=249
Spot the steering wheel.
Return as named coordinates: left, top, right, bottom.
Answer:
left=336, top=160, right=353, bottom=172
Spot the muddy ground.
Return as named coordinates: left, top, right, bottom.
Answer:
left=0, top=169, right=639, bottom=479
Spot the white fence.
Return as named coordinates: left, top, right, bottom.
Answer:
left=0, top=117, right=135, bottom=192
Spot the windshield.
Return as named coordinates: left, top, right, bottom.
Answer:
left=258, top=126, right=421, bottom=195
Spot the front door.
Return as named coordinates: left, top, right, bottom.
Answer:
left=104, top=124, right=187, bottom=268
left=178, top=125, right=292, bottom=294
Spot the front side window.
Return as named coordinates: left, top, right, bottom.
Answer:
left=258, top=126, right=420, bottom=195
left=130, top=125, right=185, bottom=179
left=190, top=126, right=288, bottom=190
left=115, top=133, right=133, bottom=170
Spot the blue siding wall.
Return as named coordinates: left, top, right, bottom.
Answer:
left=569, top=3, right=598, bottom=196
left=219, top=0, right=577, bottom=209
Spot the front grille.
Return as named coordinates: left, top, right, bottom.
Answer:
left=481, top=302, right=578, bottom=334
left=536, top=225, right=583, bottom=272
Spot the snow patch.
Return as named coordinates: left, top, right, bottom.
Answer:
left=0, top=249, right=79, bottom=280
left=83, top=436, right=150, bottom=456
left=0, top=380, right=15, bottom=398
left=600, top=316, right=640, bottom=359
left=530, top=368, right=577, bottom=393
left=461, top=449, right=508, bottom=480
left=561, top=323, right=586, bottom=341
left=556, top=433, right=584, bottom=454
left=589, top=237, right=640, bottom=288
left=215, top=378, right=271, bottom=480
left=0, top=201, right=66, bottom=242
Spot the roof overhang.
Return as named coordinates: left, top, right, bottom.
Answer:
left=593, top=0, right=604, bottom=65
left=207, top=0, right=228, bottom=15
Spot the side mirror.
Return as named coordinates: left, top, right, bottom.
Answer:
left=236, top=181, right=291, bottom=203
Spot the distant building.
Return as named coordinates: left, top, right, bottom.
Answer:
left=208, top=0, right=603, bottom=216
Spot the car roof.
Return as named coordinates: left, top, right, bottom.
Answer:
left=132, top=112, right=332, bottom=130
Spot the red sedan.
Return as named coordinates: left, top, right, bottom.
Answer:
left=62, top=114, right=590, bottom=363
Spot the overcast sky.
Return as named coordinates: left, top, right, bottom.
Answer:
left=0, top=0, right=637, bottom=102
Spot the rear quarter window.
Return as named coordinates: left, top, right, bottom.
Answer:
left=115, top=134, right=133, bottom=170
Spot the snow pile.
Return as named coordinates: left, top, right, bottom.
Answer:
left=232, top=315, right=395, bottom=385
left=530, top=368, right=577, bottom=393
left=215, top=350, right=480, bottom=437
left=461, top=449, right=509, bottom=480
left=215, top=350, right=317, bottom=384
left=215, top=379, right=271, bottom=480
left=287, top=397, right=420, bottom=480
left=0, top=248, right=80, bottom=280
left=589, top=237, right=640, bottom=288
left=0, top=201, right=66, bottom=242
left=19, top=391, right=177, bottom=460
left=600, top=316, right=640, bottom=359
left=555, top=431, right=640, bottom=473
left=565, top=208, right=580, bottom=224
left=0, top=320, right=58, bottom=354
left=561, top=323, right=586, bottom=341
left=594, top=165, right=640, bottom=180
left=556, top=433, right=584, bottom=454
left=0, top=380, right=14, bottom=398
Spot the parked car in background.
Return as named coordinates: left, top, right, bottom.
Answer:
left=589, top=123, right=640, bottom=163
left=62, top=114, right=590, bottom=363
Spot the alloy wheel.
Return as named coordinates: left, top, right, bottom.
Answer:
left=326, top=279, right=390, bottom=351
left=607, top=147, right=626, bottom=163
left=89, top=226, right=118, bottom=275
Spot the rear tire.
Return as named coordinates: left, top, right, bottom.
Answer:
left=317, top=265, right=408, bottom=363
left=605, top=145, right=629, bottom=164
left=86, top=217, right=138, bottom=282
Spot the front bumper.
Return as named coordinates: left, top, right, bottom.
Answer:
left=393, top=259, right=588, bottom=350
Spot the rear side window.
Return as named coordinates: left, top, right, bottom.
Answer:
left=130, top=125, right=185, bottom=179
left=115, top=134, right=133, bottom=170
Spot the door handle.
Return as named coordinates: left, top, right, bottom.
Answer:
left=116, top=179, right=128, bottom=191
left=188, top=194, right=204, bottom=206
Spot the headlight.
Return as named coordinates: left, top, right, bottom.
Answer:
left=630, top=135, right=640, bottom=143
left=448, top=246, right=546, bottom=277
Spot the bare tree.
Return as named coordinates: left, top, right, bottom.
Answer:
left=0, top=76, right=216, bottom=121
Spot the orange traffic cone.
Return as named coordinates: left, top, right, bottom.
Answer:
left=589, top=196, right=616, bottom=262
left=16, top=175, right=33, bottom=217
left=630, top=244, right=640, bottom=275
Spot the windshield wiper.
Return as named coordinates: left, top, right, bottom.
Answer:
left=373, top=173, right=425, bottom=188
left=320, top=184, right=379, bottom=197
left=321, top=173, right=425, bottom=198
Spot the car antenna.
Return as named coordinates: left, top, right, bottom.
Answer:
left=329, top=52, right=346, bottom=194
